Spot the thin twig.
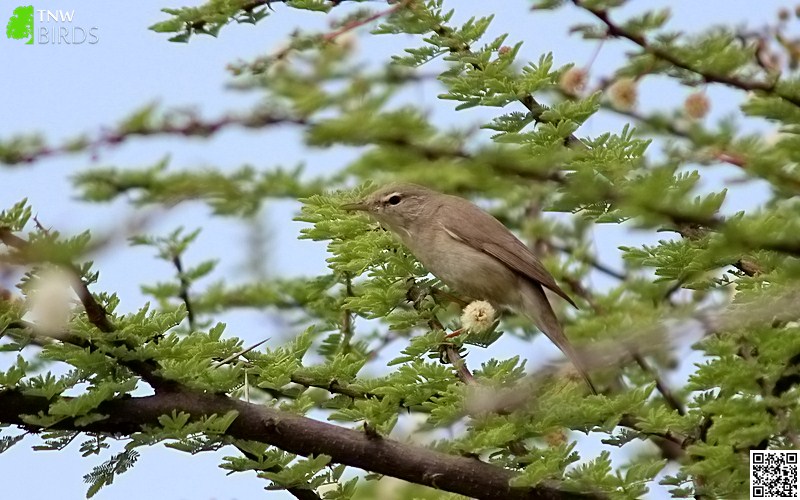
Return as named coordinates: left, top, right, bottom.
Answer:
left=430, top=314, right=476, bottom=385
left=322, top=1, right=406, bottom=43
left=562, top=274, right=603, bottom=313
left=444, top=344, right=477, bottom=385
left=171, top=254, right=195, bottom=330
left=549, top=243, right=628, bottom=282
left=340, top=274, right=354, bottom=354
left=632, top=352, right=686, bottom=416
left=405, top=278, right=478, bottom=385
left=262, top=0, right=410, bottom=66
left=367, top=332, right=398, bottom=360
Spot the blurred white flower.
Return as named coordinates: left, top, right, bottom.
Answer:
left=607, top=77, right=638, bottom=111
left=25, top=267, right=75, bottom=335
left=332, top=32, right=358, bottom=53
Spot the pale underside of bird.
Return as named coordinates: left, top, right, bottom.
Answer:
left=343, top=183, right=596, bottom=394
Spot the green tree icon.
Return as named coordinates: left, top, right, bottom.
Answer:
left=6, top=5, right=34, bottom=45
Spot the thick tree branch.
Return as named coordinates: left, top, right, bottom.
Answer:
left=2, top=320, right=179, bottom=394
left=0, top=108, right=307, bottom=166
left=0, top=389, right=602, bottom=500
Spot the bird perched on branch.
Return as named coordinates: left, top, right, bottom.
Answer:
left=343, top=183, right=596, bottom=394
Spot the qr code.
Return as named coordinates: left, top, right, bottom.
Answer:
left=752, top=450, right=799, bottom=499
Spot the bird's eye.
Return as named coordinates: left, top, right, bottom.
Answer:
left=388, top=195, right=402, bottom=205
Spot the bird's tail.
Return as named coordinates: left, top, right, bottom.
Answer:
left=519, top=281, right=597, bottom=395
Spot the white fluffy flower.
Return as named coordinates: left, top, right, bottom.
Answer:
left=460, top=300, right=496, bottom=333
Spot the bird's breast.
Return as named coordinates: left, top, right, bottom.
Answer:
left=405, top=228, right=519, bottom=307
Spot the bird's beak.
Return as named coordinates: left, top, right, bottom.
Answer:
left=341, top=200, right=369, bottom=211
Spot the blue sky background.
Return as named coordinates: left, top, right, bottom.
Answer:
left=0, top=1, right=783, bottom=498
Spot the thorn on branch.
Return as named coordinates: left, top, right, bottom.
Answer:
left=363, top=422, right=381, bottom=439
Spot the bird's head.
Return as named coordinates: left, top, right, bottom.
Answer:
left=342, top=183, right=434, bottom=233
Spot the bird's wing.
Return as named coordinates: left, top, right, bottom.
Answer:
left=438, top=198, right=577, bottom=308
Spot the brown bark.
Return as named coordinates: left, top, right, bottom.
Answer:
left=0, top=389, right=602, bottom=500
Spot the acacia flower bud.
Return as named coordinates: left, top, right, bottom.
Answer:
left=460, top=300, right=496, bottom=333
left=607, top=77, right=638, bottom=111
left=559, top=67, right=588, bottom=96
left=684, top=92, right=710, bottom=119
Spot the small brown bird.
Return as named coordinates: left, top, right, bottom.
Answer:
left=343, top=183, right=596, bottom=393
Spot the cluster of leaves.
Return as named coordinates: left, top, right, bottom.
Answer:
left=3, top=0, right=800, bottom=499
left=149, top=0, right=334, bottom=43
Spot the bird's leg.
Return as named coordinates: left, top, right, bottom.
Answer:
left=430, top=287, right=470, bottom=308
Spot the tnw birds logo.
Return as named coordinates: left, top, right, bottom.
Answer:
left=5, top=5, right=99, bottom=45
left=6, top=5, right=34, bottom=45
